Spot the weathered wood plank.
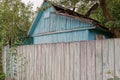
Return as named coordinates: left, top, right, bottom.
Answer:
left=22, top=46, right=26, bottom=80
left=108, top=39, right=115, bottom=79
left=115, top=39, right=120, bottom=78
left=51, top=44, right=55, bottom=80
left=34, top=45, right=37, bottom=80
left=17, top=46, right=20, bottom=80
left=60, top=43, right=65, bottom=80
left=69, top=42, right=74, bottom=80
left=86, top=41, right=92, bottom=80
left=73, top=42, right=80, bottom=80
left=64, top=43, right=70, bottom=80
left=19, top=46, right=23, bottom=80
left=37, top=45, right=41, bottom=80
left=102, top=40, right=109, bottom=80
left=41, top=44, right=46, bottom=80
left=45, top=44, right=50, bottom=80
left=80, top=41, right=87, bottom=80
left=56, top=43, right=61, bottom=80
left=96, top=40, right=103, bottom=80
left=27, top=46, right=30, bottom=80
left=87, top=41, right=95, bottom=80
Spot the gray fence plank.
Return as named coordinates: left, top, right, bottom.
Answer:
left=73, top=42, right=80, bottom=80
left=80, top=41, right=87, bottom=80
left=87, top=41, right=96, bottom=80
left=115, top=39, right=120, bottom=78
left=108, top=39, right=115, bottom=79
left=96, top=40, right=102, bottom=80
left=102, top=40, right=109, bottom=80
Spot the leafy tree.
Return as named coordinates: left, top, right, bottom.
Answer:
left=0, top=0, right=34, bottom=47
left=0, top=0, right=34, bottom=74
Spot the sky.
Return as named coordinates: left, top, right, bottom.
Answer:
left=21, top=0, right=44, bottom=10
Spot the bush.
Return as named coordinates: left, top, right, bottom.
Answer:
left=0, top=73, right=5, bottom=80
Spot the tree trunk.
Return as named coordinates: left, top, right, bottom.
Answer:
left=99, top=0, right=112, bottom=21
left=99, top=0, right=120, bottom=38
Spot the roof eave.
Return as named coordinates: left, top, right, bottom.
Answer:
left=51, top=12, right=110, bottom=32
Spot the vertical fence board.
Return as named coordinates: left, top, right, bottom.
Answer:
left=69, top=43, right=74, bottom=80
left=37, top=45, right=41, bottom=80
left=56, top=43, right=60, bottom=80
left=61, top=43, right=65, bottom=80
left=27, top=46, right=30, bottom=80
left=45, top=44, right=49, bottom=80
left=35, top=45, right=37, bottom=80
left=102, top=40, right=109, bottom=80
left=58, top=43, right=64, bottom=80
left=51, top=44, right=55, bottom=80
left=90, top=41, right=96, bottom=80
left=108, top=39, right=115, bottom=79
left=22, top=46, right=25, bottom=80
left=87, top=41, right=95, bottom=80
left=41, top=44, right=46, bottom=80
left=96, top=40, right=103, bottom=80
left=64, top=43, right=70, bottom=80
left=115, top=39, right=120, bottom=78
left=87, top=41, right=92, bottom=80
left=17, top=46, right=20, bottom=80
left=19, top=46, right=22, bottom=80
left=80, top=41, right=87, bottom=80
left=73, top=42, right=80, bottom=80
left=26, top=45, right=29, bottom=80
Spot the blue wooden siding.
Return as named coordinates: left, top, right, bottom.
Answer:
left=34, top=30, right=88, bottom=44
left=29, top=5, right=112, bottom=44
left=31, top=7, right=95, bottom=44
left=33, top=7, right=94, bottom=35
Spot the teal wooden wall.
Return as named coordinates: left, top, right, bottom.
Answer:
left=31, top=7, right=96, bottom=44
left=29, top=6, right=111, bottom=44
left=34, top=30, right=88, bottom=44
left=33, top=8, right=94, bottom=35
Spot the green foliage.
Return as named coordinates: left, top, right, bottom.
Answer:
left=0, top=0, right=34, bottom=76
left=91, top=0, right=120, bottom=29
left=0, top=73, right=5, bottom=80
left=105, top=21, right=120, bottom=29
left=36, top=3, right=51, bottom=13
left=57, top=0, right=79, bottom=11
left=77, top=0, right=97, bottom=14
left=0, top=0, right=34, bottom=46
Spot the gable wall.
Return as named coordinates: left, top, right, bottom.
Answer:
left=31, top=7, right=97, bottom=44
left=33, top=7, right=95, bottom=35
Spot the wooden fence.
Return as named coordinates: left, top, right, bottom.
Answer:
left=8, top=39, right=120, bottom=80
left=2, top=46, right=16, bottom=80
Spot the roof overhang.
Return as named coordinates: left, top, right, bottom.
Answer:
left=51, top=12, right=110, bottom=32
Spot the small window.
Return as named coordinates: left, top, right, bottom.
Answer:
left=44, top=12, right=50, bottom=18
left=96, top=34, right=105, bottom=40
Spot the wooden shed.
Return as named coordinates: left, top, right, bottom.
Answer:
left=28, top=0, right=112, bottom=44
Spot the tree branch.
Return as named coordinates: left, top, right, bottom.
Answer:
left=85, top=3, right=99, bottom=17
